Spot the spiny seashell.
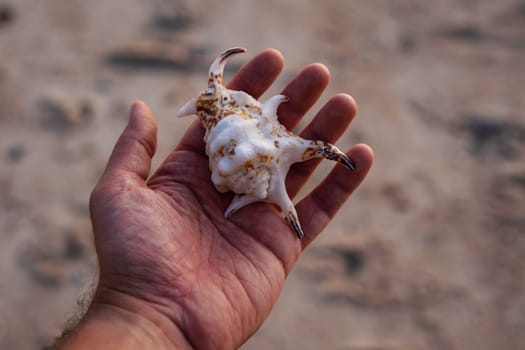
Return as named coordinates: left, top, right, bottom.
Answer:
left=177, top=47, right=356, bottom=238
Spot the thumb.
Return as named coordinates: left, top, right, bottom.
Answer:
left=102, top=101, right=158, bottom=184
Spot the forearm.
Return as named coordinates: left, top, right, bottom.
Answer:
left=59, top=289, right=193, bottom=350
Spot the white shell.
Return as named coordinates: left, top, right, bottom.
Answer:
left=177, top=48, right=355, bottom=238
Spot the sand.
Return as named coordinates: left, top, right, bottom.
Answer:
left=0, top=0, right=524, bottom=349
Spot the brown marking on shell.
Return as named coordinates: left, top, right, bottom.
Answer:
left=267, top=121, right=289, bottom=138
left=257, top=153, right=274, bottom=164
left=223, top=110, right=237, bottom=118
left=217, top=145, right=226, bottom=157
left=203, top=117, right=218, bottom=129
left=241, top=160, right=255, bottom=173
left=302, top=140, right=328, bottom=160
left=245, top=103, right=262, bottom=114
left=274, top=140, right=280, bottom=148
left=196, top=97, right=218, bottom=115
left=196, top=94, right=220, bottom=128
left=302, top=147, right=318, bottom=160
left=220, top=108, right=254, bottom=121
left=318, top=144, right=341, bottom=162
left=227, top=140, right=237, bottom=155
left=237, top=110, right=253, bottom=120
left=216, top=140, right=238, bottom=159
left=213, top=73, right=222, bottom=85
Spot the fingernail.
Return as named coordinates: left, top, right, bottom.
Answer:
left=131, top=101, right=145, bottom=115
left=129, top=101, right=146, bottom=126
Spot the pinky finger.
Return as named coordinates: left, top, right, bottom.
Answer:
left=295, top=144, right=374, bottom=248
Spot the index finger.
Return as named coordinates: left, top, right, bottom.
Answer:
left=175, top=49, right=285, bottom=154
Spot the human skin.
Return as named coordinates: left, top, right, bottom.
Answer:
left=60, top=49, right=374, bottom=350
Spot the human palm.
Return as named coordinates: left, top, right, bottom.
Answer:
left=88, top=49, right=373, bottom=349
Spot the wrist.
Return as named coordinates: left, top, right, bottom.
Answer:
left=60, top=287, right=193, bottom=350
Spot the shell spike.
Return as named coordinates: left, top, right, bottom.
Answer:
left=176, top=98, right=197, bottom=117
left=262, top=94, right=288, bottom=118
left=301, top=141, right=356, bottom=171
left=287, top=208, right=304, bottom=239
left=318, top=143, right=356, bottom=171
left=339, top=153, right=356, bottom=171
left=208, top=47, right=247, bottom=86
left=224, top=194, right=259, bottom=218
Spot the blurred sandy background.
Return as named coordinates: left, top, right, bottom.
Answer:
left=1, top=0, right=524, bottom=349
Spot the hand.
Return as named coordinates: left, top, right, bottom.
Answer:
left=62, top=49, right=374, bottom=349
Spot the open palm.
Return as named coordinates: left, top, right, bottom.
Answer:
left=88, top=49, right=373, bottom=349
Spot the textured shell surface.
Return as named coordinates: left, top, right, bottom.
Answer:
left=177, top=47, right=355, bottom=238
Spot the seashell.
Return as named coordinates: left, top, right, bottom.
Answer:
left=177, top=47, right=356, bottom=238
